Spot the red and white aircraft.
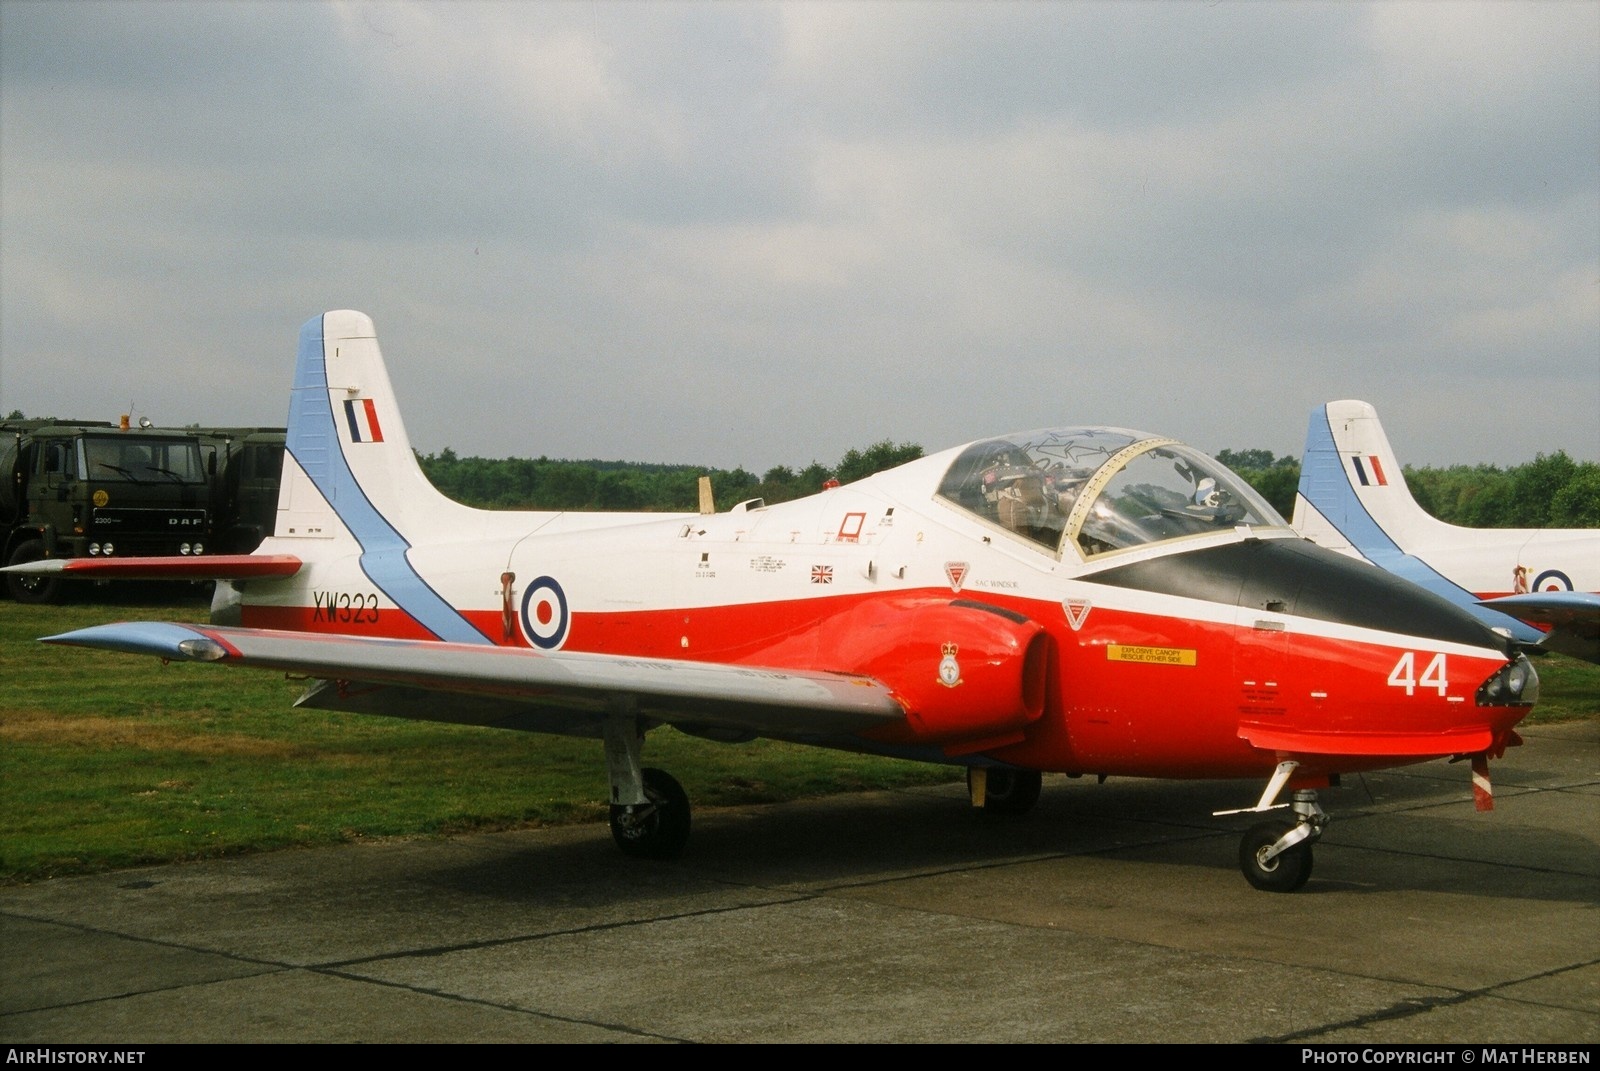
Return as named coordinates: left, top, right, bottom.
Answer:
left=15, top=312, right=1538, bottom=891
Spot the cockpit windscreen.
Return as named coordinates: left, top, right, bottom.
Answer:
left=936, top=428, right=1285, bottom=559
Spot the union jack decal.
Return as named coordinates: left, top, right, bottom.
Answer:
left=811, top=565, right=833, bottom=584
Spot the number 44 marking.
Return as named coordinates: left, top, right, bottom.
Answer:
left=1388, top=652, right=1448, bottom=696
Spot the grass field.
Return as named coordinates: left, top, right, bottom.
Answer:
left=4, top=591, right=1595, bottom=883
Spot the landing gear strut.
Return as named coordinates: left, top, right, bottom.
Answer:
left=966, top=767, right=1043, bottom=816
left=603, top=702, right=691, bottom=859
left=1218, top=762, right=1328, bottom=892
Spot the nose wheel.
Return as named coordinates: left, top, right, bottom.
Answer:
left=1240, top=819, right=1314, bottom=892
left=1218, top=763, right=1328, bottom=892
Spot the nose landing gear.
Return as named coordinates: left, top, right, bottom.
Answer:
left=1238, top=790, right=1326, bottom=892
left=1218, top=761, right=1328, bottom=892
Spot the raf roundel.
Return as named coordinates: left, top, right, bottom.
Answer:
left=519, top=576, right=570, bottom=650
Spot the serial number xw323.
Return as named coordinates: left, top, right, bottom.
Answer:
left=311, top=590, right=381, bottom=625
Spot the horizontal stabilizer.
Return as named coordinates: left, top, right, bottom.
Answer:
left=2, top=554, right=303, bottom=581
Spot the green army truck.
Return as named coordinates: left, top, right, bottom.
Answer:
left=1, top=416, right=278, bottom=601
left=196, top=427, right=286, bottom=554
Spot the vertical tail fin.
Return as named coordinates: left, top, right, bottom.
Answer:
left=266, top=311, right=495, bottom=644
left=1293, top=400, right=1599, bottom=653
left=274, top=311, right=476, bottom=546
left=1291, top=400, right=1457, bottom=565
left=1291, top=399, right=1540, bottom=636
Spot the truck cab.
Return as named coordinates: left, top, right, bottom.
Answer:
left=3, top=420, right=214, bottom=602
left=197, top=428, right=287, bottom=554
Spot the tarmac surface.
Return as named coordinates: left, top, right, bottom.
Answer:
left=3, top=720, right=1596, bottom=1044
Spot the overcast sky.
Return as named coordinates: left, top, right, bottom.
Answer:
left=2, top=1, right=1596, bottom=475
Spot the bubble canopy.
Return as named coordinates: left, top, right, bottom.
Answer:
left=934, top=427, right=1286, bottom=560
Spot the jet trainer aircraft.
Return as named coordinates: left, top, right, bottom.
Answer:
left=1293, top=400, right=1600, bottom=665
left=13, top=313, right=1538, bottom=891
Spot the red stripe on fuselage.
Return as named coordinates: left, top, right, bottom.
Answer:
left=240, top=588, right=1522, bottom=780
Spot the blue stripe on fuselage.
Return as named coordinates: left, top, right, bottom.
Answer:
left=287, top=315, right=490, bottom=644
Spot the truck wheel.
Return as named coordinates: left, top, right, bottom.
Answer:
left=5, top=539, right=60, bottom=604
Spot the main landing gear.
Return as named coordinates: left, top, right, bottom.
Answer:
left=603, top=705, right=691, bottom=860
left=1217, top=761, right=1328, bottom=893
left=966, top=767, right=1043, bottom=816
left=610, top=767, right=691, bottom=860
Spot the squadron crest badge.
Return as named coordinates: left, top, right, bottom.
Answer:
left=937, top=642, right=962, bottom=688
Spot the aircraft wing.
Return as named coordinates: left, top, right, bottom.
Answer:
left=1479, top=591, right=1600, bottom=665
left=42, top=622, right=907, bottom=738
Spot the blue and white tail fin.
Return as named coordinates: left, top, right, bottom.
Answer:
left=1290, top=400, right=1463, bottom=567
left=273, top=311, right=481, bottom=551
left=262, top=311, right=529, bottom=644
left=1292, top=398, right=1502, bottom=612
left=1291, top=400, right=1600, bottom=651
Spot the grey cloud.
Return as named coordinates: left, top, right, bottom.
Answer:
left=1, top=0, right=1594, bottom=472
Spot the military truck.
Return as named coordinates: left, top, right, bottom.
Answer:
left=196, top=427, right=286, bottom=554
left=2, top=418, right=283, bottom=603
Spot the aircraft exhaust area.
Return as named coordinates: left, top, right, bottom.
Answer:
left=2, top=720, right=1595, bottom=1044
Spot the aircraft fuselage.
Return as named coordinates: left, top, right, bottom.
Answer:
left=235, top=453, right=1528, bottom=784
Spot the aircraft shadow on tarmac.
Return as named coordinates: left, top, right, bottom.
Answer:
left=418, top=755, right=1599, bottom=909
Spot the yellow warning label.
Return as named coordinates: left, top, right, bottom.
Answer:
left=1107, top=644, right=1197, bottom=666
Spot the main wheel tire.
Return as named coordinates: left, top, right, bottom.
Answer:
left=969, top=768, right=1043, bottom=816
left=1239, top=821, right=1314, bottom=892
left=5, top=539, right=60, bottom=604
left=609, top=767, right=691, bottom=860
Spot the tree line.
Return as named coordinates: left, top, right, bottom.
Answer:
left=13, top=405, right=1588, bottom=525
left=416, top=440, right=925, bottom=514
left=419, top=441, right=1596, bottom=528
left=1215, top=448, right=1597, bottom=527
